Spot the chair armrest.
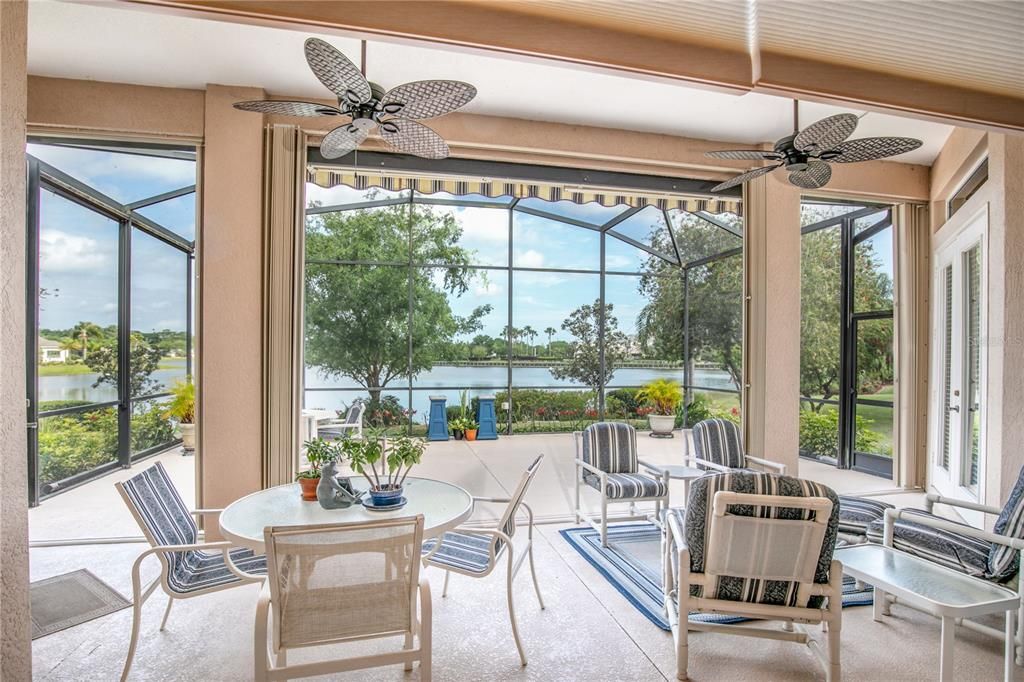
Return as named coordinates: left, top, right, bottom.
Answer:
left=666, top=511, right=687, bottom=550
left=637, top=459, right=665, bottom=475
left=683, top=456, right=732, bottom=473
left=576, top=458, right=609, bottom=480
left=190, top=509, right=223, bottom=518
left=925, top=492, right=1002, bottom=516
left=885, top=508, right=1024, bottom=550
left=744, top=455, right=787, bottom=474
left=472, top=497, right=512, bottom=504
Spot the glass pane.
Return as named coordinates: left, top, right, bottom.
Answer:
left=800, top=202, right=867, bottom=227
left=414, top=191, right=513, bottom=206
left=605, top=233, right=659, bottom=273
left=687, top=388, right=742, bottom=428
left=38, top=407, right=118, bottom=492
left=511, top=272, right=600, bottom=387
left=940, top=264, right=953, bottom=471
left=136, top=192, right=196, bottom=241
left=854, top=403, right=894, bottom=460
left=607, top=206, right=676, bottom=264
left=304, top=263, right=410, bottom=395
left=800, top=225, right=842, bottom=408
left=512, top=211, right=599, bottom=270
left=410, top=204, right=508, bottom=266
left=853, top=209, right=888, bottom=235
left=306, top=203, right=411, bottom=265
left=964, top=245, right=982, bottom=487
left=516, top=198, right=628, bottom=227
left=131, top=229, right=188, bottom=397
left=412, top=267, right=507, bottom=390
left=687, top=257, right=744, bottom=395
left=855, top=319, right=894, bottom=398
left=131, top=396, right=177, bottom=455
left=854, top=225, right=894, bottom=313
left=948, top=159, right=988, bottom=219
left=37, top=188, right=120, bottom=407
left=28, top=143, right=195, bottom=205
left=502, top=388, right=599, bottom=434
left=604, top=273, right=684, bottom=388
left=799, top=403, right=840, bottom=461
left=305, top=183, right=410, bottom=209
left=669, top=210, right=742, bottom=265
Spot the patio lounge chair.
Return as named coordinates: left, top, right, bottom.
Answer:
left=866, top=464, right=1024, bottom=665
left=574, top=422, right=670, bottom=547
left=688, top=418, right=787, bottom=474
left=116, top=462, right=266, bottom=681
left=662, top=471, right=843, bottom=681
left=317, top=400, right=365, bottom=440
left=422, top=454, right=545, bottom=666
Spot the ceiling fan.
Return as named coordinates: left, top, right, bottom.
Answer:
left=234, top=38, right=476, bottom=160
left=705, top=102, right=923, bottom=192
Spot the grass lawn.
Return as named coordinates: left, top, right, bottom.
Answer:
left=37, top=363, right=93, bottom=376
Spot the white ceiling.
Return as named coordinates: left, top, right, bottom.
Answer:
left=27, top=0, right=953, bottom=165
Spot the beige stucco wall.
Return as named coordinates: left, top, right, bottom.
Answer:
left=1, top=2, right=31, bottom=679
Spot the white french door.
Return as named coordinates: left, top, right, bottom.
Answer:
left=929, top=209, right=986, bottom=516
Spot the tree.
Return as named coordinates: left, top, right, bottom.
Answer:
left=522, top=325, right=537, bottom=356
left=87, top=333, right=162, bottom=397
left=66, top=321, right=105, bottom=360
left=544, top=327, right=556, bottom=353
left=551, top=299, right=628, bottom=393
left=304, top=201, right=487, bottom=402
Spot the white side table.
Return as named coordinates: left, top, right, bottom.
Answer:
left=659, top=464, right=706, bottom=505
left=837, top=543, right=1019, bottom=681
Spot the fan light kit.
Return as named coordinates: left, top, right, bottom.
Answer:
left=705, top=102, right=923, bottom=192
left=234, top=38, right=476, bottom=159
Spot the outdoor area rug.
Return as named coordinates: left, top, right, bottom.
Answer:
left=560, top=522, right=873, bottom=631
left=30, top=569, right=131, bottom=639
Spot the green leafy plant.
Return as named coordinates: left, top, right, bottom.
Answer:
left=449, top=416, right=473, bottom=432
left=162, top=379, right=195, bottom=424
left=637, top=379, right=683, bottom=415
left=298, top=437, right=336, bottom=480
left=345, top=434, right=426, bottom=491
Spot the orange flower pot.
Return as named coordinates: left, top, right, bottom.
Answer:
left=299, top=476, right=320, bottom=500
left=465, top=429, right=478, bottom=441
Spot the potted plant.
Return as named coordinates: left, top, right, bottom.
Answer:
left=637, top=379, right=683, bottom=437
left=163, top=379, right=196, bottom=452
left=344, top=433, right=426, bottom=507
left=297, top=438, right=334, bottom=500
left=464, top=420, right=479, bottom=441
left=450, top=416, right=470, bottom=440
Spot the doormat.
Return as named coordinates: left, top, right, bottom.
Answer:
left=31, top=569, right=131, bottom=639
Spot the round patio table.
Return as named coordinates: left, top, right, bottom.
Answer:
left=220, top=476, right=474, bottom=553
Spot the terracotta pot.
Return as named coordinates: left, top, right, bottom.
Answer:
left=465, top=429, right=478, bottom=441
left=299, top=476, right=320, bottom=501
left=647, top=414, right=676, bottom=436
left=179, top=423, right=196, bottom=451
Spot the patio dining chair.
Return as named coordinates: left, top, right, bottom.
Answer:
left=318, top=400, right=365, bottom=440
left=255, top=516, right=431, bottom=681
left=688, top=418, right=787, bottom=474
left=866, top=463, right=1024, bottom=665
left=574, top=422, right=669, bottom=546
left=116, top=462, right=266, bottom=681
left=421, top=454, right=545, bottom=666
left=662, top=471, right=843, bottom=681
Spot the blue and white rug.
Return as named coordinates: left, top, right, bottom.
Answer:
left=560, top=522, right=873, bottom=631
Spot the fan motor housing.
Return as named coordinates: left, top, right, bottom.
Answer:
left=774, top=134, right=810, bottom=172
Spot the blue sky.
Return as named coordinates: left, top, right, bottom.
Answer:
left=28, top=143, right=195, bottom=334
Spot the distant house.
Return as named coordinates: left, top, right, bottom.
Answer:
left=39, top=337, right=68, bottom=363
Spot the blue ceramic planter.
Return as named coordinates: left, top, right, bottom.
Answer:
left=369, top=485, right=404, bottom=507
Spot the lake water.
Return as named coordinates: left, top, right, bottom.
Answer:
left=39, top=362, right=737, bottom=417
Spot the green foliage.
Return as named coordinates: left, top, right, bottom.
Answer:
left=798, top=407, right=887, bottom=458
left=683, top=392, right=741, bottom=428
left=550, top=300, right=628, bottom=391
left=344, top=434, right=426, bottom=489
left=298, top=437, right=337, bottom=479
left=132, top=403, right=176, bottom=452
left=162, top=379, right=195, bottom=423
left=304, top=201, right=487, bottom=401
left=637, top=379, right=683, bottom=415
left=86, top=333, right=163, bottom=397
left=364, top=395, right=410, bottom=430
left=605, top=388, right=642, bottom=419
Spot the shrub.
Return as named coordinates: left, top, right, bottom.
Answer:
left=637, top=379, right=683, bottom=415
left=605, top=388, right=642, bottom=418
left=132, top=401, right=175, bottom=452
left=683, top=393, right=740, bottom=428
left=798, top=407, right=887, bottom=458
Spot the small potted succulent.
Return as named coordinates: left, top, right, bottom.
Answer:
left=163, top=379, right=196, bottom=452
left=464, top=420, right=479, bottom=441
left=637, top=379, right=683, bottom=437
left=297, top=438, right=334, bottom=500
left=343, top=433, right=426, bottom=507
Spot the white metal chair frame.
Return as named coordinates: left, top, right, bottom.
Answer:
left=663, top=491, right=843, bottom=681
left=319, top=400, right=365, bottom=439
left=573, top=429, right=670, bottom=547
left=255, top=516, right=431, bottom=681
left=883, top=494, right=1024, bottom=666
left=421, top=455, right=545, bottom=666
left=115, top=484, right=263, bottom=682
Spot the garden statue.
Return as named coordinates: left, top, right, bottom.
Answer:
left=316, top=460, right=365, bottom=509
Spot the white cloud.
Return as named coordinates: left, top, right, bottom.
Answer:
left=40, top=230, right=110, bottom=273
left=605, top=254, right=634, bottom=269
left=28, top=144, right=195, bottom=188
left=474, top=280, right=503, bottom=296
left=454, top=207, right=508, bottom=244
left=515, top=249, right=545, bottom=268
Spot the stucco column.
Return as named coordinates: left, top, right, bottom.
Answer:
left=0, top=1, right=31, bottom=679
left=198, top=84, right=265, bottom=510
left=743, top=172, right=801, bottom=472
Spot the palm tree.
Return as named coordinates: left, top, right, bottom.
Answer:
left=544, top=327, right=556, bottom=354
left=522, top=325, right=537, bottom=356
left=502, top=325, right=518, bottom=356
left=70, top=321, right=104, bottom=361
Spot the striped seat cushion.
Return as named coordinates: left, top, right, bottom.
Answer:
left=990, top=466, right=1024, bottom=581
left=422, top=531, right=495, bottom=574
left=866, top=509, right=991, bottom=579
left=685, top=472, right=839, bottom=608
left=838, top=495, right=894, bottom=536
left=580, top=422, right=638, bottom=474
left=168, top=547, right=267, bottom=594
left=691, top=419, right=745, bottom=470
left=584, top=472, right=668, bottom=500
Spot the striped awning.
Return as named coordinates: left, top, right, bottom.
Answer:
left=306, top=166, right=742, bottom=216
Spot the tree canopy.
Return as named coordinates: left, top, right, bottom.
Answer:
left=551, top=299, right=628, bottom=392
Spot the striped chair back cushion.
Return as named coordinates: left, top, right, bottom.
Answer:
left=684, top=472, right=839, bottom=608
left=692, top=419, right=745, bottom=469
left=580, top=422, right=638, bottom=474
left=990, top=465, right=1024, bottom=581
left=494, top=454, right=545, bottom=555
left=118, top=462, right=198, bottom=583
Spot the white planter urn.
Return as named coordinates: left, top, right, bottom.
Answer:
left=179, top=423, right=196, bottom=452
left=647, top=414, right=676, bottom=437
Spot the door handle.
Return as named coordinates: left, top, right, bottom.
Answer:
left=948, top=404, right=960, bottom=413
